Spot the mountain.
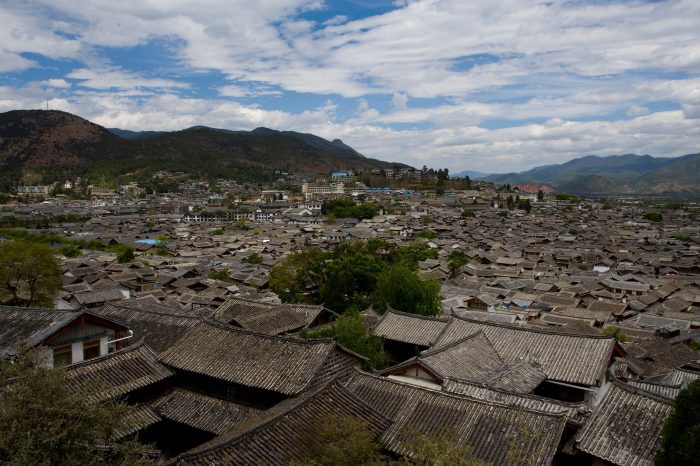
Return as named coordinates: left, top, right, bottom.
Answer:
left=107, top=128, right=165, bottom=140
left=454, top=170, right=489, bottom=179
left=0, top=110, right=402, bottom=188
left=482, top=153, right=700, bottom=193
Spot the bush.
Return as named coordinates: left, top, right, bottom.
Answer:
left=644, top=212, right=663, bottom=222
left=655, top=380, right=700, bottom=466
left=461, top=209, right=475, bottom=218
left=247, top=252, right=263, bottom=264
left=417, top=230, right=437, bottom=239
left=60, top=244, right=82, bottom=258
left=602, top=326, right=627, bottom=343
left=208, top=269, right=233, bottom=282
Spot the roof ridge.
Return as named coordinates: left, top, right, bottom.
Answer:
left=348, top=368, right=568, bottom=419
left=64, top=340, right=154, bottom=370
left=174, top=379, right=390, bottom=462
left=443, top=376, right=587, bottom=409
left=380, top=307, right=451, bottom=322
left=611, top=377, right=675, bottom=404
left=200, top=318, right=337, bottom=346
left=419, top=330, right=493, bottom=357
left=100, top=303, right=200, bottom=319
left=450, top=314, right=615, bottom=339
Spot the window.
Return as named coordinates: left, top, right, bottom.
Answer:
left=83, top=340, right=101, bottom=360
left=53, top=345, right=72, bottom=367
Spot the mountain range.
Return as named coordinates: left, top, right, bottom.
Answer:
left=0, top=110, right=401, bottom=189
left=481, top=153, right=700, bottom=194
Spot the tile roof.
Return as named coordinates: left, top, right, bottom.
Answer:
left=153, top=388, right=262, bottom=435
left=65, top=343, right=174, bottom=401
left=442, top=377, right=588, bottom=425
left=576, top=381, right=673, bottom=466
left=113, top=405, right=161, bottom=440
left=372, top=309, right=449, bottom=346
left=417, top=331, right=505, bottom=383
left=345, top=370, right=566, bottom=466
left=433, top=316, right=616, bottom=386
left=172, top=381, right=392, bottom=465
left=213, top=297, right=324, bottom=335
left=0, top=306, right=79, bottom=354
left=159, top=320, right=357, bottom=395
left=95, top=303, right=201, bottom=354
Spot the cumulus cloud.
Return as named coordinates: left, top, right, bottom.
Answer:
left=0, top=0, right=699, bottom=173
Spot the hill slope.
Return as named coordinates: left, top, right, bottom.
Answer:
left=0, top=110, right=400, bottom=188
left=482, top=153, right=700, bottom=193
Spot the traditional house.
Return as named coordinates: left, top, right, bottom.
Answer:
left=0, top=306, right=129, bottom=367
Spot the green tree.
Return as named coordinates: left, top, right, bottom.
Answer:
left=320, top=246, right=385, bottom=311
left=302, top=310, right=388, bottom=369
left=0, top=352, right=154, bottom=466
left=655, top=380, right=700, bottom=466
left=373, top=265, right=441, bottom=316
left=537, top=190, right=544, bottom=201
left=270, top=249, right=329, bottom=304
left=302, top=414, right=385, bottom=466
left=301, top=414, right=489, bottom=466
left=461, top=209, right=475, bottom=218
left=0, top=241, right=61, bottom=306
left=644, top=212, right=663, bottom=222
left=448, top=250, right=469, bottom=277
left=116, top=245, right=135, bottom=264
left=247, top=252, right=263, bottom=264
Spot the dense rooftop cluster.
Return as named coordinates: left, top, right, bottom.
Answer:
left=0, top=188, right=698, bottom=465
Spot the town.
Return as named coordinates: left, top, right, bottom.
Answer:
left=0, top=168, right=698, bottom=466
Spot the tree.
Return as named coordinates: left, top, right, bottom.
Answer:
left=116, top=245, right=135, bottom=264
left=655, top=380, right=700, bottom=466
left=448, top=250, right=469, bottom=277
left=300, top=414, right=489, bottom=466
left=0, top=241, right=61, bottom=306
left=537, top=190, right=544, bottom=201
left=644, top=212, right=663, bottom=223
left=270, top=249, right=329, bottom=304
left=247, top=252, right=263, bottom=264
left=461, top=209, right=475, bottom=218
left=302, top=310, right=388, bottom=369
left=0, top=352, right=154, bottom=465
left=373, top=265, right=440, bottom=316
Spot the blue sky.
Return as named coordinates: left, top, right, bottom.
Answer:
left=1, top=0, right=699, bottom=173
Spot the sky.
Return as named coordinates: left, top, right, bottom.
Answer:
left=1, top=0, right=699, bottom=174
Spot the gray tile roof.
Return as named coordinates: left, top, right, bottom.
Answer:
left=345, top=370, right=566, bottom=466
left=153, top=388, right=262, bottom=435
left=576, top=381, right=673, bottom=466
left=372, top=309, right=449, bottom=346
left=65, top=343, right=174, bottom=401
left=433, top=316, right=616, bottom=386
left=172, top=381, right=391, bottom=465
left=214, top=297, right=324, bottom=335
left=442, top=377, right=588, bottom=424
left=159, top=320, right=356, bottom=395
left=95, top=303, right=201, bottom=354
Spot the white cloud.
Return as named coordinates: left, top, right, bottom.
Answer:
left=44, top=79, right=72, bottom=89
left=0, top=0, right=699, bottom=174
left=66, top=67, right=188, bottom=91
left=626, top=105, right=650, bottom=117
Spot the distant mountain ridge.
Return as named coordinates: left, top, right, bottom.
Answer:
left=454, top=169, right=489, bottom=179
left=482, top=153, right=700, bottom=193
left=0, top=110, right=403, bottom=188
